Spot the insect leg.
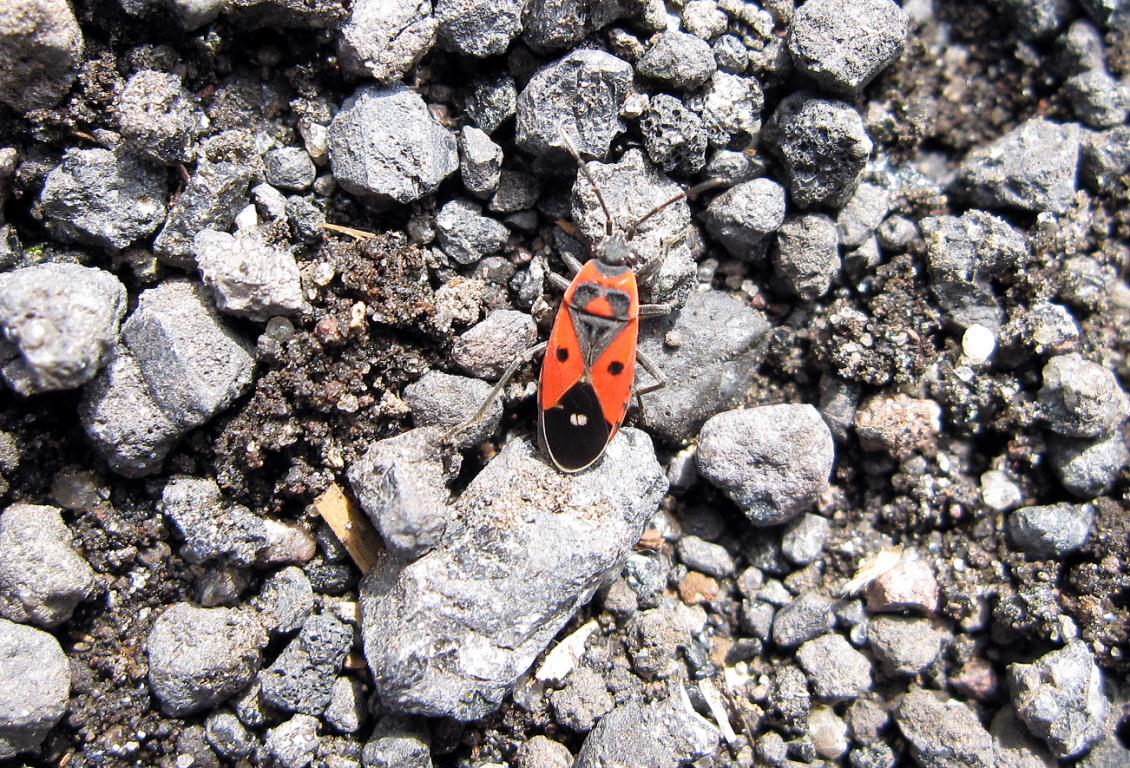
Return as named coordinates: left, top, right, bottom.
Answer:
left=638, top=302, right=672, bottom=319
left=443, top=341, right=548, bottom=443
left=626, top=178, right=729, bottom=241
left=560, top=251, right=585, bottom=276
left=634, top=349, right=667, bottom=397
left=547, top=271, right=572, bottom=292
left=559, top=128, right=614, bottom=237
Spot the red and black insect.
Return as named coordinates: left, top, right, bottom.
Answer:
left=452, top=132, right=720, bottom=472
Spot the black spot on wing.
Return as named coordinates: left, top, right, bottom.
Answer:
left=556, top=346, right=569, bottom=362
left=539, top=381, right=612, bottom=472
left=608, top=361, right=624, bottom=375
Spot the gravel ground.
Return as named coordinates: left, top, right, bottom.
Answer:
left=0, top=0, right=1128, bottom=766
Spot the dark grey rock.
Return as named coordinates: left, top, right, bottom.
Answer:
left=515, top=50, right=633, bottom=160
left=624, top=552, right=668, bottom=609
left=782, top=513, right=830, bottom=565
left=523, top=0, right=587, bottom=52
left=713, top=34, right=748, bottom=73
left=338, top=0, right=437, bottom=83
left=1056, top=19, right=1105, bottom=77
left=452, top=309, right=537, bottom=380
left=264, top=714, right=320, bottom=768
left=324, top=676, right=367, bottom=734
left=837, top=182, right=891, bottom=248
left=1007, top=502, right=1094, bottom=558
left=361, top=428, right=666, bottom=721
left=488, top=169, right=540, bottom=213
left=636, top=290, right=769, bottom=443
left=260, top=614, right=353, bottom=716
left=819, top=374, right=860, bottom=443
left=1009, top=640, right=1109, bottom=759
left=147, top=602, right=267, bottom=716
left=0, top=0, right=83, bottom=113
left=0, top=502, right=95, bottom=628
left=763, top=93, right=872, bottom=209
left=894, top=688, right=994, bottom=768
left=956, top=118, right=1080, bottom=214
left=516, top=735, right=572, bottom=768
left=920, top=210, right=1029, bottom=329
left=640, top=94, right=708, bottom=175
left=570, top=149, right=697, bottom=306
left=465, top=73, right=517, bottom=135
left=122, top=279, right=255, bottom=430
left=265, top=147, right=316, bottom=191
left=772, top=212, right=840, bottom=300
left=998, top=0, right=1073, bottom=39
left=204, top=711, right=256, bottom=760
left=788, top=0, right=909, bottom=94
left=117, top=69, right=198, bottom=164
left=362, top=715, right=432, bottom=768
left=40, top=147, right=168, bottom=250
left=1049, top=433, right=1129, bottom=498
left=252, top=566, right=314, bottom=637
left=573, top=689, right=719, bottom=768
left=876, top=214, right=918, bottom=252
left=697, top=405, right=835, bottom=527
left=990, top=706, right=1058, bottom=768
left=637, top=31, right=717, bottom=91
left=79, top=348, right=182, bottom=477
left=1064, top=69, right=1130, bottom=129
left=772, top=591, right=836, bottom=648
left=703, top=147, right=767, bottom=185
left=868, top=616, right=948, bottom=676
left=770, top=663, right=811, bottom=730
left=700, top=72, right=765, bottom=147
left=403, top=370, right=504, bottom=449
left=435, top=0, right=523, bottom=57
left=193, top=227, right=305, bottom=321
left=1081, top=126, right=1130, bottom=191
left=435, top=198, right=509, bottom=265
left=0, top=618, right=70, bottom=760
left=459, top=127, right=503, bottom=199
left=154, top=161, right=254, bottom=268
left=328, top=84, right=458, bottom=206
left=0, top=263, right=126, bottom=395
left=740, top=599, right=775, bottom=640
left=676, top=535, right=735, bottom=578
left=549, top=666, right=614, bottom=732
left=167, top=0, right=226, bottom=29
left=160, top=476, right=269, bottom=566
left=702, top=178, right=787, bottom=261
left=796, top=633, right=872, bottom=702
left=347, top=427, right=458, bottom=558
left=1039, top=353, right=1129, bottom=438
left=683, top=0, right=727, bottom=39
left=285, top=195, right=324, bottom=243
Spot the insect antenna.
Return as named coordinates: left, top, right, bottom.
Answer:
left=559, top=128, right=614, bottom=237
left=625, top=178, right=729, bottom=241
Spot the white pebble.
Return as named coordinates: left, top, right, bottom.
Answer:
left=962, top=324, right=996, bottom=363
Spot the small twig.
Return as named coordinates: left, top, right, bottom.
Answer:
left=322, top=222, right=378, bottom=240
left=312, top=483, right=382, bottom=574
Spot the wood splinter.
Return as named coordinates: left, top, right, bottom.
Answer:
left=313, top=483, right=382, bottom=575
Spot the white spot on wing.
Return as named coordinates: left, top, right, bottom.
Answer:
left=569, top=412, right=588, bottom=426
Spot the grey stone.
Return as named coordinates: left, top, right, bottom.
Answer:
left=459, top=127, right=503, bottom=199
left=1056, top=19, right=1105, bottom=77
left=329, top=85, right=458, bottom=206
left=782, top=513, right=830, bottom=565
left=570, top=149, right=697, bottom=306
left=204, top=710, right=256, bottom=760
left=636, top=290, right=769, bottom=443
left=253, top=182, right=288, bottom=222
left=403, top=370, right=504, bottom=449
left=515, top=50, right=633, bottom=160
left=683, top=0, right=727, bottom=39
left=740, top=599, right=775, bottom=640
left=338, top=0, right=437, bottom=83
left=624, top=552, right=668, bottom=609
left=957, top=118, right=1081, bottom=214
left=894, top=689, right=994, bottom=768
left=640, top=94, right=708, bottom=175
left=1079, top=0, right=1130, bottom=27
left=265, top=147, right=316, bottom=191
left=79, top=348, right=182, bottom=477
left=361, top=428, right=666, bottom=720
left=788, top=0, right=909, bottom=94
left=285, top=195, right=324, bottom=243
left=819, top=374, right=861, bottom=443
left=435, top=198, right=509, bottom=265
left=488, top=169, right=540, bottom=213
left=990, top=706, right=1058, bottom=768
left=435, top=0, right=523, bottom=57
left=771, top=663, right=812, bottom=730
left=168, top=0, right=226, bottom=29
left=117, top=70, right=198, bottom=164
left=1009, top=640, right=1109, bottom=759
left=1039, top=354, right=1129, bottom=438
left=0, top=263, right=126, bottom=395
left=637, top=31, right=717, bottom=91
left=0, top=618, right=70, bottom=760
left=193, top=227, right=305, bottom=321
left=756, top=731, right=788, bottom=766
left=160, top=476, right=269, bottom=566
left=920, top=210, right=1029, bottom=329
left=876, top=214, right=918, bottom=252
left=516, top=735, right=572, bottom=768
left=1065, top=69, right=1130, bottom=129
left=627, top=607, right=690, bottom=680
left=868, top=616, right=948, bottom=676
left=0, top=502, right=95, bottom=628
left=763, top=93, right=872, bottom=209
left=252, top=566, right=314, bottom=636
left=1007, top=502, right=1094, bottom=559
left=796, top=633, right=872, bottom=702
left=549, top=666, right=614, bottom=732
left=574, top=688, right=720, bottom=768
left=772, top=591, right=836, bottom=648
left=121, top=279, right=255, bottom=430
left=837, top=182, right=892, bottom=248
left=676, top=535, right=735, bottom=578
left=1081, top=125, right=1130, bottom=192
left=452, top=309, right=537, bottom=380
left=702, top=178, right=788, bottom=260
left=1049, top=433, right=1129, bottom=498
left=260, top=614, right=353, bottom=716
left=0, top=0, right=83, bottom=113
left=347, top=427, right=458, bottom=558
left=772, top=212, right=840, bottom=300
left=362, top=716, right=432, bottom=768
left=154, top=161, right=254, bottom=268
left=703, top=147, right=767, bottom=185
left=264, top=714, right=320, bottom=768
left=998, top=0, right=1073, bottom=39
left=147, top=602, right=267, bottom=716
left=523, top=0, right=586, bottom=52
left=40, top=147, right=168, bottom=250
left=700, top=71, right=765, bottom=147
left=465, top=73, right=517, bottom=135
left=697, top=404, right=835, bottom=526
left=713, top=33, right=749, bottom=73
left=324, top=676, right=367, bottom=734
left=865, top=554, right=938, bottom=615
